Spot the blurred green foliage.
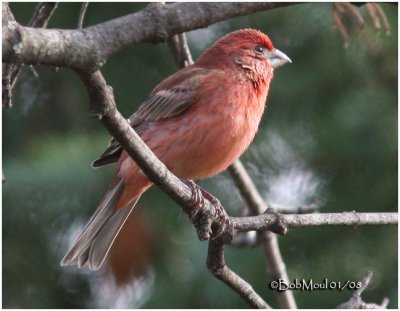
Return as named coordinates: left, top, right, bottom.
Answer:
left=3, top=2, right=397, bottom=309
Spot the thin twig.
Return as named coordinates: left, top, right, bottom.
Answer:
left=28, top=2, right=58, bottom=28
left=228, top=161, right=297, bottom=309
left=228, top=162, right=265, bottom=215
left=342, top=3, right=365, bottom=29
left=366, top=3, right=381, bottom=31
left=332, top=3, right=387, bottom=49
left=2, top=63, right=12, bottom=108
left=333, top=3, right=350, bottom=48
left=337, top=271, right=390, bottom=309
left=332, top=3, right=391, bottom=48
left=373, top=3, right=391, bottom=35
left=232, top=212, right=398, bottom=233
left=167, top=33, right=193, bottom=67
left=207, top=238, right=271, bottom=308
left=77, top=2, right=89, bottom=29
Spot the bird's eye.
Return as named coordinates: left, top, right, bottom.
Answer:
left=254, top=45, right=265, bottom=54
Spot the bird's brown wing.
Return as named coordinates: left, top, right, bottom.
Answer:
left=91, top=66, right=210, bottom=168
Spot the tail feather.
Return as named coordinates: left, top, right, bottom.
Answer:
left=85, top=199, right=139, bottom=270
left=60, top=180, right=140, bottom=270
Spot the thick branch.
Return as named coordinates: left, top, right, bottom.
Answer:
left=232, top=212, right=397, bottom=233
left=3, top=2, right=294, bottom=71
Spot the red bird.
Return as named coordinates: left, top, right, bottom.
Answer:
left=61, top=29, right=291, bottom=270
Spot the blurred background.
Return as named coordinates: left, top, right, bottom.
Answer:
left=3, top=2, right=397, bottom=308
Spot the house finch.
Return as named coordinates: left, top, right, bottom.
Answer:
left=61, top=29, right=291, bottom=270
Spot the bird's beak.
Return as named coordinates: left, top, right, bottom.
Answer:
left=269, top=48, right=292, bottom=69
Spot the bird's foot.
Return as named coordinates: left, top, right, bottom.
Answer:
left=180, top=179, right=230, bottom=241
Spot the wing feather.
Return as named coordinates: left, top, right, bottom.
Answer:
left=92, top=66, right=210, bottom=168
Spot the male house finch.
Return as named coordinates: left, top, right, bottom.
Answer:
left=61, top=29, right=291, bottom=270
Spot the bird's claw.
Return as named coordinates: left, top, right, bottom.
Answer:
left=206, top=195, right=229, bottom=239
left=180, top=178, right=230, bottom=240
left=181, top=179, right=204, bottom=220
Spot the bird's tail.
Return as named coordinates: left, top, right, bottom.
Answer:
left=60, top=180, right=140, bottom=271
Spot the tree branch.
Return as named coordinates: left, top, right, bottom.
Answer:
left=3, top=2, right=295, bottom=71
left=228, top=161, right=297, bottom=309
left=3, top=3, right=17, bottom=108
left=232, top=212, right=397, bottom=233
left=2, top=2, right=58, bottom=108
left=77, top=2, right=89, bottom=29
left=28, top=2, right=58, bottom=28
left=167, top=32, right=193, bottom=68
left=207, top=238, right=271, bottom=309
left=337, top=271, right=390, bottom=309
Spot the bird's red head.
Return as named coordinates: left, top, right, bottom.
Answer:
left=216, top=28, right=275, bottom=52
left=196, top=29, right=291, bottom=71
